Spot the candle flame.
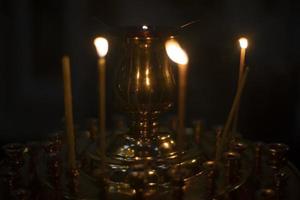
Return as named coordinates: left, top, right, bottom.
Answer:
left=94, top=37, right=109, bottom=57
left=142, top=25, right=148, bottom=30
left=148, top=170, right=155, bottom=175
left=165, top=39, right=188, bottom=65
left=239, top=37, right=248, bottom=49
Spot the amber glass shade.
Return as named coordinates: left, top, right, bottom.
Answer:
left=114, top=33, right=175, bottom=117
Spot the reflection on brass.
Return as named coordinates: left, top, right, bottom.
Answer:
left=256, top=188, right=276, bottom=200
left=203, top=160, right=216, bottom=199
left=224, top=151, right=241, bottom=185
left=267, top=143, right=289, bottom=170
left=229, top=140, right=247, bottom=155
left=193, top=120, right=204, bottom=145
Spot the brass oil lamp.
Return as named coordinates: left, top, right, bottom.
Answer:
left=112, top=25, right=177, bottom=160
left=87, top=26, right=203, bottom=197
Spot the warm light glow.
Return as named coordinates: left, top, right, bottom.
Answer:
left=146, top=77, right=150, bottom=86
left=162, top=142, right=170, bottom=149
left=239, top=37, right=248, bottom=49
left=148, top=170, right=155, bottom=175
left=145, top=68, right=150, bottom=86
left=142, top=25, right=148, bottom=30
left=94, top=37, right=109, bottom=57
left=165, top=39, right=188, bottom=65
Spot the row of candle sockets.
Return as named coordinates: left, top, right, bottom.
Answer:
left=0, top=130, right=289, bottom=199
left=201, top=142, right=290, bottom=200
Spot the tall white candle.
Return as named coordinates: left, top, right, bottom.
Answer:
left=178, top=64, right=187, bottom=150
left=238, top=38, right=248, bottom=84
left=62, top=55, right=76, bottom=169
left=217, top=67, right=250, bottom=161
left=94, top=37, right=109, bottom=163
left=233, top=38, right=248, bottom=135
left=165, top=38, right=189, bottom=151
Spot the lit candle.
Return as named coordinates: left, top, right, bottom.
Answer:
left=232, top=38, right=248, bottom=134
left=62, top=55, right=76, bottom=169
left=94, top=37, right=109, bottom=162
left=165, top=38, right=189, bottom=151
left=238, top=37, right=248, bottom=85
left=217, top=67, right=250, bottom=161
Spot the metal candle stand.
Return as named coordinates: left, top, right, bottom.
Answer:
left=0, top=26, right=299, bottom=200
left=0, top=126, right=299, bottom=200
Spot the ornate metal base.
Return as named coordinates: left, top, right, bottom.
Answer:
left=1, top=127, right=300, bottom=200
left=83, top=128, right=205, bottom=198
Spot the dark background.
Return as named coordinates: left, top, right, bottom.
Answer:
left=0, top=0, right=300, bottom=166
